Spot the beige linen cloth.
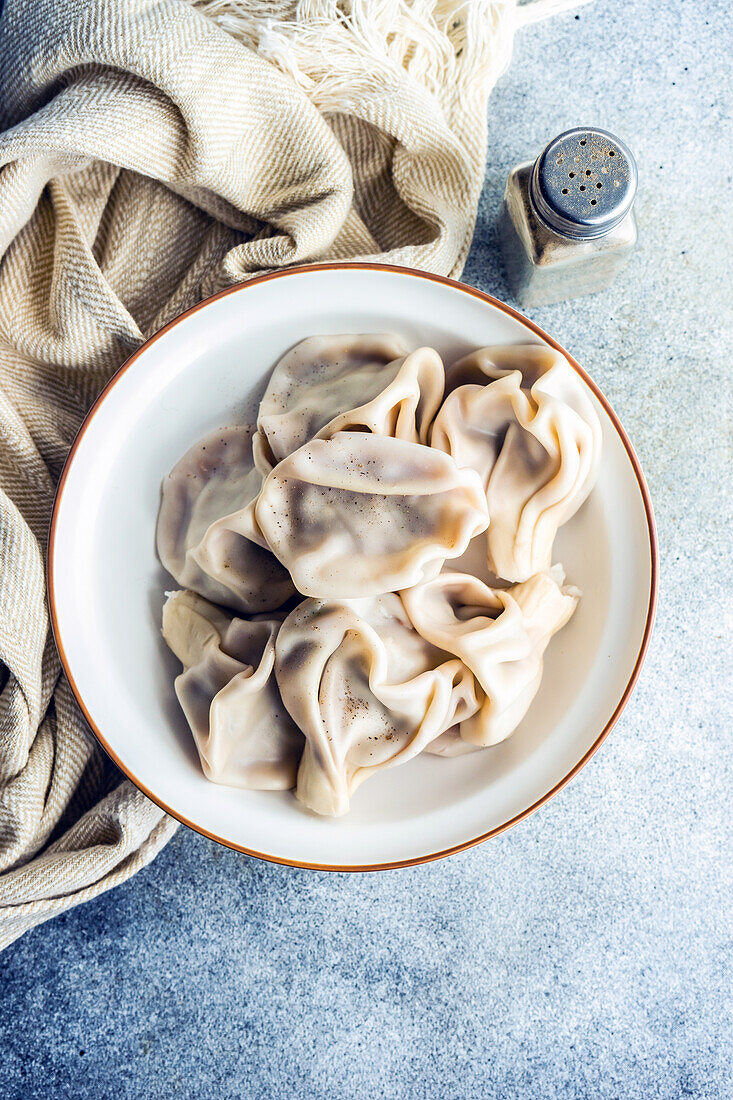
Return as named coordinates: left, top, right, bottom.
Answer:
left=0, top=0, right=585, bottom=948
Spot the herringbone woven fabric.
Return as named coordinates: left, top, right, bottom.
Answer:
left=0, top=0, right=586, bottom=949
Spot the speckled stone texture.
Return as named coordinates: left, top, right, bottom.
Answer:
left=1, top=1, right=731, bottom=1097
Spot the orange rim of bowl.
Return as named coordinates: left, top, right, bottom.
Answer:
left=47, top=262, right=659, bottom=872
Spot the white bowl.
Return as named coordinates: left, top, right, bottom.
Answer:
left=48, top=264, right=657, bottom=870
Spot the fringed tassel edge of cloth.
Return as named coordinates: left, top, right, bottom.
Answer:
left=193, top=0, right=594, bottom=121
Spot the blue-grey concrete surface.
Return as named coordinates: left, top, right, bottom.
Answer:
left=1, top=2, right=731, bottom=1097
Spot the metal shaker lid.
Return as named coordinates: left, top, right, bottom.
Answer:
left=529, top=127, right=637, bottom=240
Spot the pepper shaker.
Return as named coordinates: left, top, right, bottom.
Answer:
left=499, top=127, right=638, bottom=308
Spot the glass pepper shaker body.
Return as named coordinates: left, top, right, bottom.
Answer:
left=499, top=127, right=638, bottom=308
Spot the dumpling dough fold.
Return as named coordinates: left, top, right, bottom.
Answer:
left=254, top=334, right=444, bottom=469
left=401, top=567, right=579, bottom=752
left=162, top=590, right=304, bottom=789
left=431, top=344, right=602, bottom=582
left=157, top=426, right=295, bottom=613
left=255, top=431, right=490, bottom=598
left=275, top=594, right=479, bottom=816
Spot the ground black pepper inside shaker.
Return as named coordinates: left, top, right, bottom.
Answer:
left=499, top=127, right=638, bottom=308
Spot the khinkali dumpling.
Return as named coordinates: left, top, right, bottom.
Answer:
left=255, top=431, right=489, bottom=598
left=162, top=590, right=304, bottom=789
left=401, top=566, right=579, bottom=752
left=255, top=334, right=446, bottom=468
left=157, top=426, right=295, bottom=613
left=431, top=344, right=602, bottom=582
left=275, top=594, right=479, bottom=816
